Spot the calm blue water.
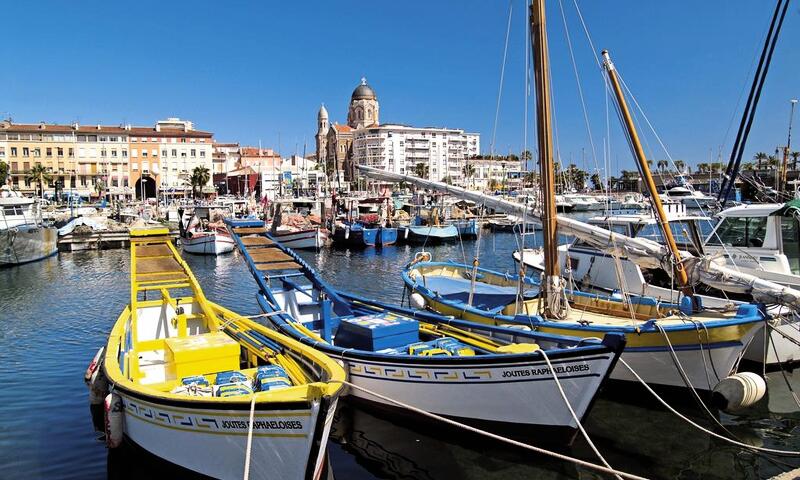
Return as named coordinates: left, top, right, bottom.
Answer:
left=1, top=229, right=800, bottom=479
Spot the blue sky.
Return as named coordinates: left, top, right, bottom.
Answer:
left=1, top=1, right=798, bottom=174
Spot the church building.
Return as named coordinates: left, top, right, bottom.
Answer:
left=315, top=78, right=380, bottom=184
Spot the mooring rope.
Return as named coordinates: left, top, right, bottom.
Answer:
left=328, top=379, right=647, bottom=480
left=243, top=393, right=257, bottom=480
left=618, top=357, right=800, bottom=457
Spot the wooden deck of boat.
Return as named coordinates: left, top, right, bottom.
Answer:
left=233, top=228, right=302, bottom=271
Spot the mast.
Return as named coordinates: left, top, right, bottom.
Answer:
left=529, top=0, right=564, bottom=317
left=602, top=50, right=692, bottom=297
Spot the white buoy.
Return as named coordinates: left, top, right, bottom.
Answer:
left=410, top=292, right=427, bottom=309
left=404, top=228, right=409, bottom=240
left=104, top=393, right=124, bottom=448
left=344, top=226, right=350, bottom=240
left=712, top=372, right=766, bottom=413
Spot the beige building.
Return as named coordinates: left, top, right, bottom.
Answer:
left=0, top=118, right=213, bottom=199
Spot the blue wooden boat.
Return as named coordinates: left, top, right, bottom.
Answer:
left=449, top=218, right=479, bottom=239
left=332, top=222, right=398, bottom=248
left=400, top=222, right=459, bottom=244
left=225, top=218, right=626, bottom=444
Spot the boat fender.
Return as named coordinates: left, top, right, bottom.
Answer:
left=711, top=372, right=766, bottom=413
left=84, top=347, right=105, bottom=385
left=410, top=292, right=427, bottom=310
left=104, top=393, right=124, bottom=448
left=404, top=227, right=409, bottom=240
left=88, top=369, right=109, bottom=406
left=345, top=226, right=350, bottom=240
left=331, top=223, right=336, bottom=235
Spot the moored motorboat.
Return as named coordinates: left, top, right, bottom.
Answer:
left=225, top=218, right=625, bottom=445
left=0, top=188, right=58, bottom=266
left=90, top=228, right=345, bottom=480
left=271, top=226, right=328, bottom=250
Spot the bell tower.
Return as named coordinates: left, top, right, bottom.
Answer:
left=315, top=103, right=329, bottom=167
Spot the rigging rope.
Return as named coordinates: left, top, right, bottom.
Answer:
left=490, top=0, right=514, bottom=159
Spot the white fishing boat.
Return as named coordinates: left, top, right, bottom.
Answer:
left=226, top=219, right=625, bottom=445
left=271, top=226, right=328, bottom=250
left=90, top=228, right=345, bottom=480
left=0, top=187, right=58, bottom=266
left=178, top=206, right=235, bottom=255
left=514, top=201, right=800, bottom=366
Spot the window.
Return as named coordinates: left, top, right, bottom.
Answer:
left=10, top=162, right=18, bottom=171
left=123, top=177, right=129, bottom=187
left=23, top=162, right=30, bottom=171
left=171, top=149, right=177, bottom=157
left=111, top=178, right=118, bottom=187
left=162, top=149, right=168, bottom=157
left=131, top=149, right=138, bottom=157
left=11, top=147, right=17, bottom=156
left=151, top=149, right=157, bottom=157
left=100, top=149, right=107, bottom=157
left=68, top=148, right=74, bottom=157
left=190, top=149, right=196, bottom=157
left=132, top=164, right=139, bottom=171
left=706, top=217, right=767, bottom=248
left=57, top=147, right=64, bottom=157
left=0, top=147, right=4, bottom=157
left=88, top=135, right=97, bottom=142
left=111, top=150, right=117, bottom=158
left=180, top=138, right=186, bottom=143
left=142, top=150, right=148, bottom=157
left=181, top=152, right=186, bottom=158
left=199, top=151, right=205, bottom=158
left=23, top=147, right=29, bottom=156
left=122, top=149, right=127, bottom=158
left=46, top=148, right=52, bottom=157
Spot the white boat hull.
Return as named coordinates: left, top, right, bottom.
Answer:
left=181, top=232, right=235, bottom=255
left=0, top=224, right=58, bottom=266
left=119, top=392, right=335, bottom=480
left=337, top=352, right=615, bottom=435
left=272, top=228, right=327, bottom=250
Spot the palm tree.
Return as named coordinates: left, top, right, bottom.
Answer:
left=441, top=175, right=453, bottom=185
left=674, top=160, right=685, bottom=173
left=524, top=170, right=537, bottom=188
left=767, top=155, right=779, bottom=169
left=754, top=152, right=768, bottom=170
left=657, top=160, right=668, bottom=173
left=590, top=173, right=601, bottom=191
left=26, top=164, right=52, bottom=199
left=0, top=161, right=9, bottom=186
left=461, top=163, right=476, bottom=189
left=696, top=163, right=709, bottom=174
left=742, top=162, right=755, bottom=171
left=190, top=165, right=211, bottom=198
left=791, top=151, right=800, bottom=170
left=413, top=162, right=429, bottom=179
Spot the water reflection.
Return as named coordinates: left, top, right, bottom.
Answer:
left=0, top=230, right=799, bottom=479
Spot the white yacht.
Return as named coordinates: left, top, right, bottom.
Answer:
left=660, top=183, right=717, bottom=208
left=0, top=188, right=58, bottom=266
left=514, top=201, right=800, bottom=365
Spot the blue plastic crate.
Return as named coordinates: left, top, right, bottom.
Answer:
left=334, top=313, right=419, bottom=351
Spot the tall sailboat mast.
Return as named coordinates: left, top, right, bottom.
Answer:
left=529, top=0, right=564, bottom=317
left=601, top=50, right=692, bottom=296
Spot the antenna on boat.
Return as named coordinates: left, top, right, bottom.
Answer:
left=529, top=0, right=567, bottom=318
left=602, top=50, right=693, bottom=300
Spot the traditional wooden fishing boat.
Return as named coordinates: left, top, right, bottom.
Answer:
left=178, top=206, right=235, bottom=255
left=225, top=218, right=625, bottom=444
left=402, top=259, right=763, bottom=390
left=92, top=228, right=345, bottom=480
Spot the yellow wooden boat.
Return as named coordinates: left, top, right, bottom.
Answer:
left=91, top=228, right=345, bottom=480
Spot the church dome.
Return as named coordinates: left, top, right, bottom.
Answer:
left=351, top=77, right=376, bottom=100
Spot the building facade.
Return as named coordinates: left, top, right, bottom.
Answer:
left=0, top=118, right=213, bottom=199
left=352, top=125, right=480, bottom=187
left=316, top=78, right=380, bottom=184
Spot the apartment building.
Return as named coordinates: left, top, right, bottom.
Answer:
left=0, top=118, right=213, bottom=199
left=351, top=124, right=480, bottom=187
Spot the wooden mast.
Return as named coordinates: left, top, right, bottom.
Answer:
left=602, top=50, right=692, bottom=296
left=530, top=0, right=563, bottom=317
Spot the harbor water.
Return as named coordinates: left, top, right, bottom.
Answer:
left=2, top=229, right=800, bottom=479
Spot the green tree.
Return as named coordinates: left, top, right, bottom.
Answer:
left=767, top=155, right=779, bottom=169
left=26, top=164, right=52, bottom=199
left=696, top=163, right=709, bottom=173
left=742, top=162, right=755, bottom=171
left=95, top=178, right=106, bottom=197
left=657, top=160, right=668, bottom=173
left=441, top=175, right=454, bottom=185
left=674, top=160, right=685, bottom=173
left=524, top=170, right=537, bottom=188
left=590, top=173, right=601, bottom=191
left=0, top=161, right=9, bottom=186
left=413, top=162, right=429, bottom=179
left=487, top=178, right=501, bottom=192
left=754, top=152, right=768, bottom=170
left=190, top=165, right=211, bottom=198
left=461, top=163, right=476, bottom=188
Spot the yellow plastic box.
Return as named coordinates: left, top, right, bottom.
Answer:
left=165, top=332, right=240, bottom=381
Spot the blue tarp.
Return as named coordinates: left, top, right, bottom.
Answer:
left=423, top=275, right=537, bottom=312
